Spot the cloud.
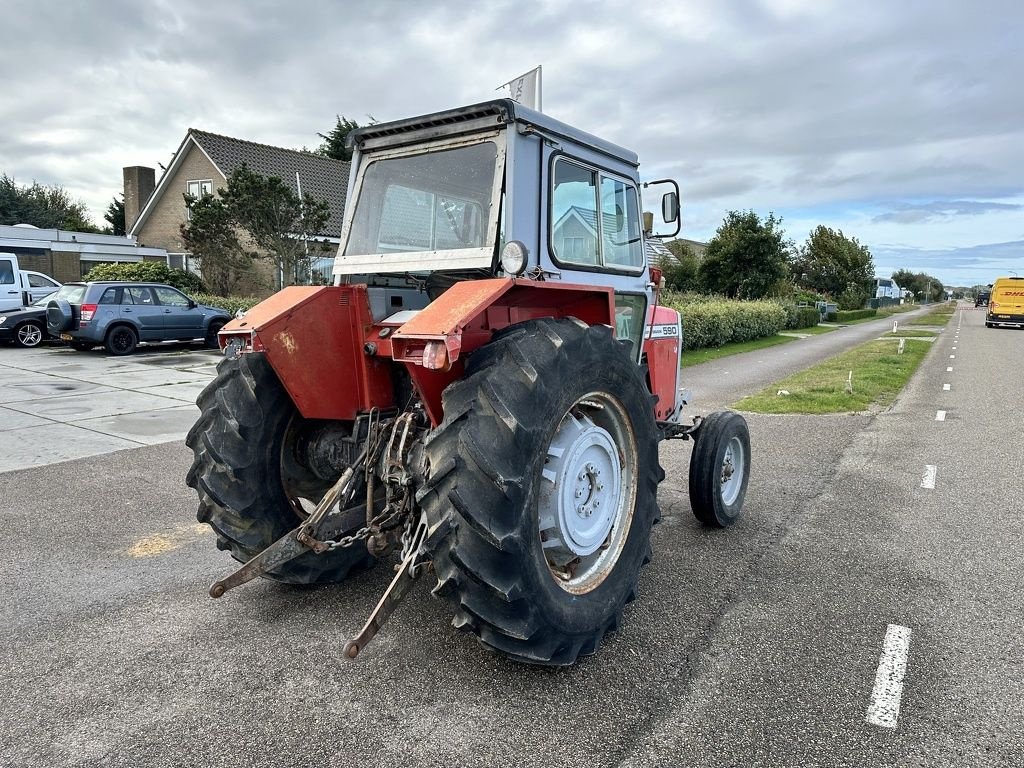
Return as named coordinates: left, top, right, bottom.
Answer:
left=872, top=200, right=1024, bottom=224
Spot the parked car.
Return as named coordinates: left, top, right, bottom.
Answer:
left=0, top=252, right=62, bottom=310
left=0, top=294, right=55, bottom=348
left=46, top=282, right=231, bottom=355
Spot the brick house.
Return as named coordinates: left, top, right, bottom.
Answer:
left=126, top=130, right=350, bottom=293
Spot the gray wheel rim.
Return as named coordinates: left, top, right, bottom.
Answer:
left=18, top=325, right=42, bottom=347
left=720, top=435, right=745, bottom=506
left=537, top=391, right=638, bottom=595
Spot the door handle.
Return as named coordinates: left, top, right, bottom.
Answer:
left=123, top=308, right=132, bottom=313
left=164, top=309, right=173, bottom=313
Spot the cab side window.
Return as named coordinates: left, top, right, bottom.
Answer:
left=550, top=157, right=643, bottom=272
left=98, top=288, right=119, bottom=304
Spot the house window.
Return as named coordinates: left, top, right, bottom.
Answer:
left=185, top=179, right=213, bottom=219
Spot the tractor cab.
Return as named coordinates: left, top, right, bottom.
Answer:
left=334, top=99, right=680, bottom=358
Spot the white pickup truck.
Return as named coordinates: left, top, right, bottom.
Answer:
left=0, top=252, right=62, bottom=311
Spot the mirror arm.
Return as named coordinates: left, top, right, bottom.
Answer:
left=642, top=179, right=681, bottom=238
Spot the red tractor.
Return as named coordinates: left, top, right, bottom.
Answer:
left=186, top=99, right=751, bottom=665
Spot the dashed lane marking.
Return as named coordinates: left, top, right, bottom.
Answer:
left=947, top=366, right=953, bottom=372
left=921, top=465, right=937, bottom=489
left=866, top=624, right=913, bottom=729
left=943, top=384, right=951, bottom=391
left=935, top=410, right=946, bottom=421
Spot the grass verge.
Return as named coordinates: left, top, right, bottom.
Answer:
left=682, top=334, right=796, bottom=368
left=908, top=303, right=957, bottom=326
left=733, top=337, right=931, bottom=414
left=882, top=329, right=938, bottom=338
left=878, top=304, right=920, bottom=317
left=799, top=324, right=840, bottom=335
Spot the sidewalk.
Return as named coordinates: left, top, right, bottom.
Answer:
left=0, top=345, right=219, bottom=473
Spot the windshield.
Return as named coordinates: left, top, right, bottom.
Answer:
left=337, top=139, right=503, bottom=274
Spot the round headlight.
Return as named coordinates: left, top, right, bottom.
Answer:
left=500, top=241, right=529, bottom=276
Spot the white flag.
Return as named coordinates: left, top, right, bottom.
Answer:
left=498, top=66, right=542, bottom=111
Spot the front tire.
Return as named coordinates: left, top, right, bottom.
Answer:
left=185, top=352, right=374, bottom=584
left=14, top=321, right=44, bottom=348
left=688, top=411, right=751, bottom=527
left=421, top=318, right=662, bottom=665
left=205, top=320, right=225, bottom=349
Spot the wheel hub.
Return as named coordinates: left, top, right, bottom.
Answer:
left=540, top=411, right=622, bottom=557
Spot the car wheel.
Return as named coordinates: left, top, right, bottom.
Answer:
left=14, top=321, right=45, bottom=348
left=105, top=325, right=138, bottom=356
left=205, top=320, right=225, bottom=349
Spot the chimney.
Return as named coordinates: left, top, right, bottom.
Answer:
left=123, top=166, right=156, bottom=234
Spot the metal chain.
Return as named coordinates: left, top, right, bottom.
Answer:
left=324, top=505, right=403, bottom=551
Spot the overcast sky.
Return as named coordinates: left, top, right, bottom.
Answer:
left=2, top=0, right=1022, bottom=286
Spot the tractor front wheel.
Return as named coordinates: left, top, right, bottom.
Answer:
left=421, top=318, right=662, bottom=665
left=185, top=352, right=374, bottom=584
left=688, top=411, right=751, bottom=527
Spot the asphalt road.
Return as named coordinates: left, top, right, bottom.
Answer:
left=1, top=305, right=1021, bottom=766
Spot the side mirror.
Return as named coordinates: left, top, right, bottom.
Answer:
left=661, top=191, right=680, bottom=223
left=188, top=299, right=197, bottom=309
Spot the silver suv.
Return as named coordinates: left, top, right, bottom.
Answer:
left=46, top=282, right=231, bottom=356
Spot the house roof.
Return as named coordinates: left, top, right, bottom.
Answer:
left=129, top=129, right=351, bottom=238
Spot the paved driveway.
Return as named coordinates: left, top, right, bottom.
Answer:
left=0, top=345, right=218, bottom=473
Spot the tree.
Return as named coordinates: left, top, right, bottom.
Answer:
left=792, top=225, right=875, bottom=309
left=317, top=115, right=363, bottom=161
left=0, top=173, right=100, bottom=231
left=181, top=166, right=333, bottom=293
left=219, top=166, right=332, bottom=291
left=180, top=193, right=251, bottom=296
left=104, top=195, right=126, bottom=235
left=697, top=210, right=790, bottom=299
left=661, top=240, right=700, bottom=290
left=891, top=269, right=944, bottom=303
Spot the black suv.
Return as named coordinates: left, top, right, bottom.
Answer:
left=46, top=282, right=231, bottom=355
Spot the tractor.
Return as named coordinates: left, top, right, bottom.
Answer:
left=186, top=99, right=751, bottom=666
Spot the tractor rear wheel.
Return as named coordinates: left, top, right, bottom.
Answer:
left=185, top=352, right=374, bottom=584
left=421, top=318, right=662, bottom=665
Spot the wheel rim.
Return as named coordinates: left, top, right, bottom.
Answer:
left=538, top=391, right=638, bottom=595
left=720, top=435, right=745, bottom=506
left=18, top=325, right=42, bottom=347
left=112, top=329, right=133, bottom=353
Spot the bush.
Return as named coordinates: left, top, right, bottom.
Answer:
left=794, top=306, right=821, bottom=329
left=662, top=293, right=787, bottom=350
left=190, top=293, right=261, bottom=316
left=83, top=262, right=206, bottom=293
left=835, top=308, right=877, bottom=322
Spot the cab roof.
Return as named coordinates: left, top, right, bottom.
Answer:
left=348, top=98, right=639, bottom=168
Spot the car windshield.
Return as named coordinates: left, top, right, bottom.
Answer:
left=31, top=292, right=56, bottom=307
left=49, top=284, right=87, bottom=304
left=338, top=139, right=502, bottom=273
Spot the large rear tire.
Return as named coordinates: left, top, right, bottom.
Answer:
left=420, top=318, right=662, bottom=665
left=185, top=352, right=374, bottom=584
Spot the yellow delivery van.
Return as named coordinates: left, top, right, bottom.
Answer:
left=987, top=276, right=1024, bottom=328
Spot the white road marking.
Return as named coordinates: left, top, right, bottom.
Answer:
left=935, top=410, right=946, bottom=421
left=866, top=624, right=913, bottom=729
left=921, top=465, right=937, bottom=489
left=947, top=366, right=953, bottom=372
left=950, top=355, right=955, bottom=359
left=943, top=384, right=951, bottom=391
left=952, top=346, right=957, bottom=350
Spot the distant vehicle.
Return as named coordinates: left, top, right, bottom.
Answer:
left=0, top=294, right=53, bottom=348
left=975, top=290, right=991, bottom=307
left=985, top=277, right=1024, bottom=328
left=0, top=252, right=62, bottom=310
left=45, top=281, right=231, bottom=355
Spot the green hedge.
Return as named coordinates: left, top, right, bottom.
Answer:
left=662, top=293, right=788, bottom=350
left=190, top=293, right=262, bottom=316
left=835, top=308, right=877, bottom=322
left=82, top=262, right=205, bottom=293
left=794, top=306, right=821, bottom=328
